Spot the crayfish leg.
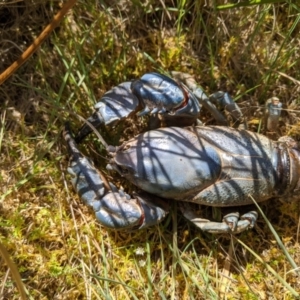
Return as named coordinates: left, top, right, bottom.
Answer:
left=171, top=71, right=247, bottom=129
left=180, top=203, right=258, bottom=234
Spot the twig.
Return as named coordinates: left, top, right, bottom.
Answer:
left=0, top=0, right=77, bottom=85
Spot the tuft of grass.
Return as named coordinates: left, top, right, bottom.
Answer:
left=1, top=0, right=300, bottom=299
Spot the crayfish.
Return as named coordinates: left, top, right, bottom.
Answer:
left=63, top=72, right=300, bottom=234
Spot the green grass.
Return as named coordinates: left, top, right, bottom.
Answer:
left=1, top=0, right=300, bottom=299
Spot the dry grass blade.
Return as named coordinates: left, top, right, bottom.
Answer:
left=219, top=238, right=234, bottom=298
left=0, top=243, right=27, bottom=300
left=217, top=0, right=289, bottom=10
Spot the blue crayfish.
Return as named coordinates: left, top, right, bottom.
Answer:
left=63, top=72, right=300, bottom=234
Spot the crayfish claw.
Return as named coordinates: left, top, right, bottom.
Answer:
left=64, top=125, right=169, bottom=230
